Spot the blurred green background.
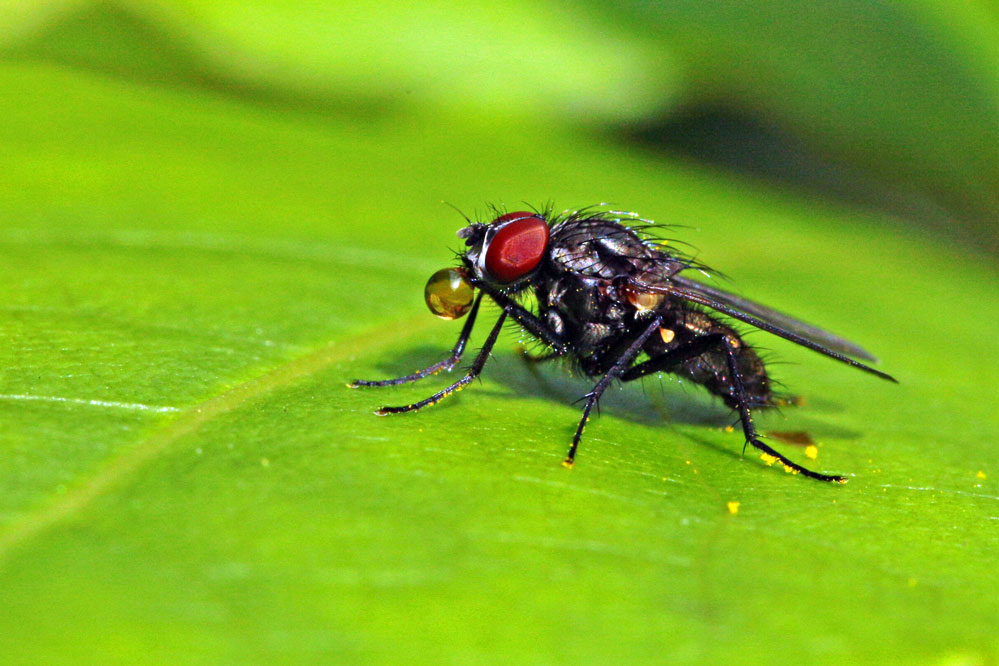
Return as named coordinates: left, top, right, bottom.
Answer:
left=0, top=1, right=996, bottom=664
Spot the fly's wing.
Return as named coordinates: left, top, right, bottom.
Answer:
left=671, top=276, right=878, bottom=362
left=629, top=274, right=896, bottom=382
left=547, top=214, right=894, bottom=381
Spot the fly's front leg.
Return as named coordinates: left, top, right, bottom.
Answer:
left=621, top=333, right=845, bottom=482
left=495, top=292, right=572, bottom=368
left=564, top=317, right=662, bottom=467
left=476, top=284, right=569, bottom=354
left=349, top=293, right=484, bottom=388
left=375, top=309, right=507, bottom=415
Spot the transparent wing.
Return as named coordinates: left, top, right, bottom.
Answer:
left=671, top=276, right=878, bottom=362
left=630, top=276, right=896, bottom=382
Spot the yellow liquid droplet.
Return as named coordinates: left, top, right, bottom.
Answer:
left=425, top=267, right=474, bottom=320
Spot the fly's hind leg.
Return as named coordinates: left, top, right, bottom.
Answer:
left=349, top=293, right=484, bottom=388
left=621, top=333, right=846, bottom=483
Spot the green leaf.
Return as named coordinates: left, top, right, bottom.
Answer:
left=1, top=7, right=997, bottom=666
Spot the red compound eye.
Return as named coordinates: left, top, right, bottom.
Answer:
left=484, top=213, right=550, bottom=283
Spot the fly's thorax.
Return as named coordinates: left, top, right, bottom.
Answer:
left=547, top=217, right=686, bottom=286
left=538, top=275, right=630, bottom=328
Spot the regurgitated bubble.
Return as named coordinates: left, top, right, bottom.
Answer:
left=425, top=267, right=474, bottom=320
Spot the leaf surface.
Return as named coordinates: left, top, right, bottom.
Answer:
left=0, top=6, right=997, bottom=666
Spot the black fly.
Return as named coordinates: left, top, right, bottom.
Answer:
left=350, top=205, right=896, bottom=482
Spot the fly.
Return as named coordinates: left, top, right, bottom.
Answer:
left=350, top=205, right=896, bottom=482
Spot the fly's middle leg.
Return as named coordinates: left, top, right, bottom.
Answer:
left=564, top=317, right=662, bottom=467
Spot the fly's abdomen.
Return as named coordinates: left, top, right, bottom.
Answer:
left=655, top=311, right=774, bottom=409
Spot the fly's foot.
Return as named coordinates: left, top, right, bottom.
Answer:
left=750, top=438, right=846, bottom=483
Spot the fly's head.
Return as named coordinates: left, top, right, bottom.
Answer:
left=424, top=211, right=550, bottom=321
left=459, top=211, right=550, bottom=286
